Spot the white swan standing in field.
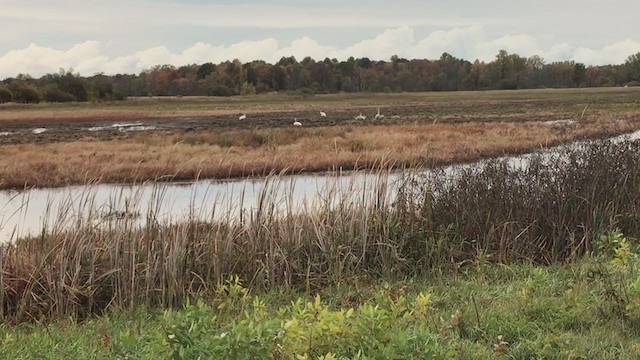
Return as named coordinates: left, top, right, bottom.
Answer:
left=293, top=118, right=302, bottom=126
left=239, top=114, right=247, bottom=120
left=374, top=107, right=385, bottom=120
left=320, top=111, right=327, bottom=117
left=355, top=112, right=366, bottom=120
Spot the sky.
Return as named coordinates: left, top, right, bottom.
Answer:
left=1, top=0, right=639, bottom=78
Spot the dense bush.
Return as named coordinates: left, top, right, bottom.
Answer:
left=0, top=84, right=12, bottom=103
left=207, top=84, right=234, bottom=96
left=402, top=139, right=640, bottom=263
left=42, top=86, right=76, bottom=102
left=58, top=74, right=88, bottom=101
left=8, top=81, right=41, bottom=103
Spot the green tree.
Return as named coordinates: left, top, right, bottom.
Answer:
left=9, top=80, right=40, bottom=103
left=88, top=74, right=114, bottom=100
left=357, top=57, right=372, bottom=69
left=270, top=65, right=287, bottom=91
left=527, top=55, right=545, bottom=70
left=467, top=60, right=486, bottom=90
left=522, top=55, right=545, bottom=88
left=240, top=81, right=256, bottom=95
left=196, top=62, right=216, bottom=80
left=493, top=51, right=527, bottom=89
left=542, top=61, right=575, bottom=87
left=0, top=84, right=13, bottom=103
left=495, top=49, right=511, bottom=81
left=278, top=56, right=297, bottom=66
left=572, top=62, right=586, bottom=87
left=244, top=63, right=258, bottom=86
left=625, top=52, right=640, bottom=81
left=55, top=69, right=88, bottom=101
left=42, top=86, right=76, bottom=102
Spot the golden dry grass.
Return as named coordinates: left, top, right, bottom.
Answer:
left=1, top=88, right=639, bottom=188
left=0, top=113, right=638, bottom=189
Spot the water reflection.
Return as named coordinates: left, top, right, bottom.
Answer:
left=0, top=171, right=399, bottom=243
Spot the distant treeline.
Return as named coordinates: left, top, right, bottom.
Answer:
left=1, top=50, right=640, bottom=103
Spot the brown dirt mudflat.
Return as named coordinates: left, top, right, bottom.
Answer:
left=3, top=87, right=637, bottom=145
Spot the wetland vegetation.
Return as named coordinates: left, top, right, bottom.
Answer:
left=1, top=88, right=640, bottom=357
left=1, top=88, right=639, bottom=190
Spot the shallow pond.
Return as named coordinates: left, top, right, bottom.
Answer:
left=0, top=171, right=400, bottom=243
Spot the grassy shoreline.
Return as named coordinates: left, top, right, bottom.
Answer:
left=1, top=116, right=639, bottom=190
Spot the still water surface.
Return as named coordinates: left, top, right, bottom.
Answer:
left=0, top=171, right=398, bottom=243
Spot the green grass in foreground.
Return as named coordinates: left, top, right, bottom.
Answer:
left=2, top=231, right=640, bottom=359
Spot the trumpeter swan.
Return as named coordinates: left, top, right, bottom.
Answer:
left=374, top=107, right=384, bottom=120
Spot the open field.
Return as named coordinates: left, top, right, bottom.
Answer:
left=1, top=87, right=639, bottom=133
left=0, top=88, right=639, bottom=189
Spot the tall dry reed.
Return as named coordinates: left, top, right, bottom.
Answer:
left=1, top=138, right=639, bottom=322
left=399, top=138, right=640, bottom=264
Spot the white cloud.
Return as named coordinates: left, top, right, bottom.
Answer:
left=474, top=34, right=543, bottom=62
left=0, top=41, right=107, bottom=77
left=1, top=26, right=639, bottom=78
left=545, top=43, right=576, bottom=63
left=225, top=39, right=280, bottom=62
left=411, top=25, right=484, bottom=59
left=275, top=37, right=336, bottom=62
left=573, top=39, right=640, bottom=65
left=334, top=26, right=416, bottom=60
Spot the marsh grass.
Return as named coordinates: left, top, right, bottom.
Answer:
left=402, top=138, right=640, bottom=265
left=1, top=138, right=640, bottom=322
left=1, top=115, right=639, bottom=190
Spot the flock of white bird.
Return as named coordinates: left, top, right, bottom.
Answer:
left=237, top=108, right=385, bottom=126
